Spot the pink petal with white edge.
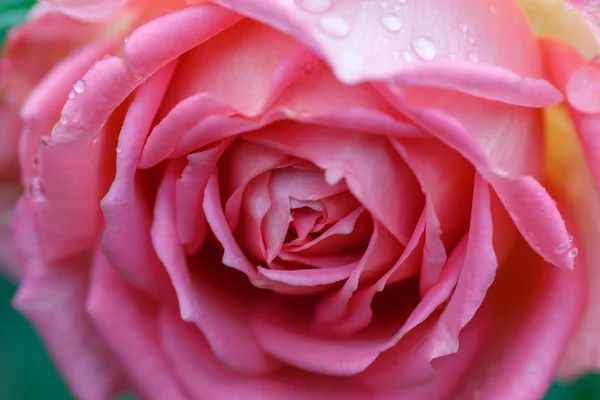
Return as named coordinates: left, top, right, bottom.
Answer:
left=101, top=61, right=176, bottom=297
left=86, top=250, right=189, bottom=400
left=211, top=0, right=545, bottom=84
left=12, top=199, right=126, bottom=400
left=151, top=163, right=279, bottom=374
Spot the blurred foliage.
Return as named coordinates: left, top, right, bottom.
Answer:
left=2, top=1, right=600, bottom=399
left=0, top=0, right=36, bottom=44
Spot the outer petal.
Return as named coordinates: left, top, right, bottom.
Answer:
left=541, top=39, right=600, bottom=378
left=12, top=199, right=126, bottom=400
left=87, top=249, right=189, bottom=400
left=211, top=0, right=545, bottom=83
left=454, top=239, right=585, bottom=399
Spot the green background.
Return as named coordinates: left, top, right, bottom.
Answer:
left=1, top=0, right=600, bottom=399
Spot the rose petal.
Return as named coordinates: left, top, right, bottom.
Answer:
left=151, top=163, right=278, bottom=374
left=12, top=199, right=126, bottom=400
left=247, top=122, right=423, bottom=245
left=390, top=91, right=574, bottom=269
left=86, top=250, right=188, bottom=400
left=101, top=61, right=176, bottom=296
left=211, top=0, right=544, bottom=83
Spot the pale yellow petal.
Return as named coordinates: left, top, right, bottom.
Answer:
left=517, top=0, right=598, bottom=57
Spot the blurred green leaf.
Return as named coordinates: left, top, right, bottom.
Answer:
left=0, top=275, right=72, bottom=399
left=0, top=0, right=36, bottom=44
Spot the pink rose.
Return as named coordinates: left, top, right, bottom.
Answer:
left=2, top=0, right=599, bottom=399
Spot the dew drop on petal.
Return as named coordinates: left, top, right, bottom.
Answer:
left=468, top=53, right=479, bottom=63
left=459, top=22, right=468, bottom=32
left=319, top=15, right=352, bottom=38
left=411, top=36, right=436, bottom=60
left=569, top=247, right=579, bottom=258
left=116, top=146, right=123, bottom=154
left=381, top=14, right=402, bottom=32
left=299, top=0, right=331, bottom=13
left=39, top=136, right=50, bottom=147
left=58, top=114, right=68, bottom=125
left=467, top=36, right=475, bottom=44
left=73, top=79, right=86, bottom=94
left=402, top=50, right=414, bottom=62
left=32, top=154, right=39, bottom=168
left=27, top=177, right=45, bottom=200
left=68, top=90, right=76, bottom=100
left=555, top=242, right=570, bottom=254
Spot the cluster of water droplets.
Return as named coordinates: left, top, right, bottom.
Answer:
left=554, top=236, right=579, bottom=259
left=297, top=0, right=487, bottom=64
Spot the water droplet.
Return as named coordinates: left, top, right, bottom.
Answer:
left=116, top=146, right=123, bottom=154
left=555, top=242, right=570, bottom=254
left=299, top=0, right=331, bottom=13
left=459, top=22, right=468, bottom=32
left=392, top=50, right=400, bottom=58
left=32, top=154, right=39, bottom=167
left=569, top=247, right=579, bottom=258
left=319, top=15, right=352, bottom=38
left=411, top=36, right=436, bottom=60
left=380, top=14, right=402, bottom=32
left=468, top=53, right=479, bottom=63
left=73, top=79, right=86, bottom=94
left=103, top=54, right=111, bottom=60
left=569, top=235, right=574, bottom=243
left=380, top=1, right=389, bottom=9
left=58, top=114, right=68, bottom=125
left=27, top=177, right=45, bottom=200
left=124, top=36, right=129, bottom=44
left=402, top=50, right=414, bottom=62
left=39, top=136, right=50, bottom=147
left=566, top=58, right=600, bottom=113
left=467, top=36, right=475, bottom=44
left=68, top=90, right=76, bottom=100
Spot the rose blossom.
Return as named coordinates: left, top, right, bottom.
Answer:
left=1, top=0, right=600, bottom=399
